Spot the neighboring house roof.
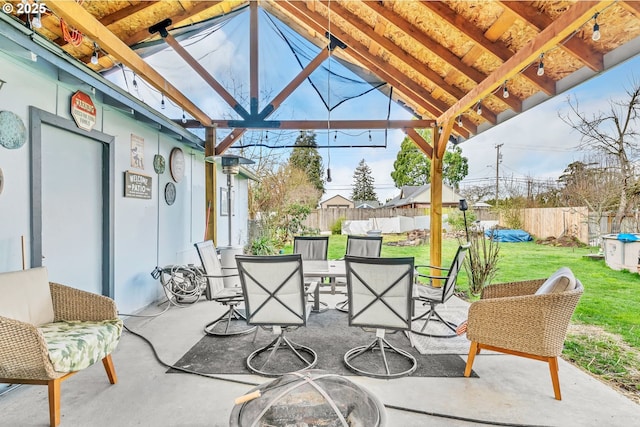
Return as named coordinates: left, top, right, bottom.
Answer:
left=320, top=194, right=354, bottom=207
left=385, top=184, right=463, bottom=207
left=353, top=200, right=382, bottom=209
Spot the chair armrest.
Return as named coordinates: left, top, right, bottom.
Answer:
left=305, top=281, right=318, bottom=295
left=415, top=264, right=448, bottom=271
left=50, top=283, right=118, bottom=322
left=480, top=279, right=545, bottom=299
left=202, top=272, right=239, bottom=278
left=0, top=315, right=60, bottom=380
left=467, top=289, right=583, bottom=357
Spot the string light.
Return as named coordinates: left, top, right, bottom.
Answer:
left=31, top=1, right=42, bottom=29
left=502, top=81, right=509, bottom=99
left=592, top=13, right=601, bottom=41
left=368, top=130, right=372, bottom=142
left=476, top=102, right=482, bottom=115
left=457, top=115, right=463, bottom=127
left=160, top=94, right=165, bottom=109
left=132, top=74, right=138, bottom=90
left=536, top=53, right=544, bottom=76
left=90, top=42, right=99, bottom=65
left=181, top=110, right=187, bottom=124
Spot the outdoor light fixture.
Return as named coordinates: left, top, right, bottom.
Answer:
left=476, top=102, right=482, bottom=115
left=592, top=13, right=601, bottom=41
left=202, top=155, right=255, bottom=246
left=90, top=43, right=99, bottom=65
left=457, top=115, right=463, bottom=127
left=537, top=54, right=545, bottom=76
left=502, top=83, right=509, bottom=99
left=181, top=111, right=187, bottom=124
left=31, top=2, right=42, bottom=29
left=459, top=199, right=470, bottom=243
left=161, top=94, right=165, bottom=109
left=326, top=168, right=332, bottom=183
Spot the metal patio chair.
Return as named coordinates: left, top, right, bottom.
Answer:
left=343, top=255, right=417, bottom=379
left=411, top=243, right=470, bottom=338
left=293, top=235, right=329, bottom=311
left=236, top=254, right=317, bottom=377
left=335, top=235, right=383, bottom=313
left=194, top=240, right=256, bottom=336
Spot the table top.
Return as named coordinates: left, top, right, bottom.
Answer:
left=302, top=260, right=346, bottom=277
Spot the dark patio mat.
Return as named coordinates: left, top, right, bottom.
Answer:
left=170, top=309, right=476, bottom=378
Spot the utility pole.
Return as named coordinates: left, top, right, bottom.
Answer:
left=495, top=143, right=503, bottom=205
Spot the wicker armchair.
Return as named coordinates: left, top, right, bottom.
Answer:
left=464, top=277, right=583, bottom=400
left=0, top=268, right=121, bottom=427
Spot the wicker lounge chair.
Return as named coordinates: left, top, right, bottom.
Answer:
left=464, top=269, right=583, bottom=400
left=0, top=267, right=122, bottom=426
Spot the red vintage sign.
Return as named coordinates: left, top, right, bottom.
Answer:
left=70, top=91, right=97, bottom=131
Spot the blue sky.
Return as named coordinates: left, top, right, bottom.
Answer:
left=106, top=8, right=640, bottom=203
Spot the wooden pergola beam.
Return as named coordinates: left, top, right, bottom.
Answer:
left=47, top=0, right=212, bottom=126
left=438, top=1, right=610, bottom=126
left=360, top=0, right=523, bottom=114
left=421, top=1, right=556, bottom=96
left=320, top=0, right=501, bottom=124
left=211, top=119, right=436, bottom=130
left=276, top=1, right=475, bottom=137
left=499, top=1, right=604, bottom=72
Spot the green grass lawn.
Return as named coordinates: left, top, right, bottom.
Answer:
left=285, top=235, right=640, bottom=349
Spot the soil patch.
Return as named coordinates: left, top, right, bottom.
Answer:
left=536, top=235, right=587, bottom=248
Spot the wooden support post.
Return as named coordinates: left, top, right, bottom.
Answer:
left=430, top=132, right=443, bottom=273
left=205, top=127, right=217, bottom=245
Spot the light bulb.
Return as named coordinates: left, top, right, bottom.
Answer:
left=181, top=111, right=187, bottom=124
left=537, top=61, right=544, bottom=76
left=91, top=51, right=99, bottom=65
left=31, top=15, right=42, bottom=29
left=368, top=130, right=372, bottom=142
left=457, top=116, right=463, bottom=127
left=132, top=75, right=138, bottom=89
left=592, top=22, right=601, bottom=41
left=161, top=96, right=165, bottom=110
left=326, top=168, right=332, bottom=182
left=503, top=84, right=509, bottom=99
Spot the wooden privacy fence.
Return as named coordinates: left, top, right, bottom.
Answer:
left=500, top=207, right=589, bottom=243
left=303, top=208, right=428, bottom=232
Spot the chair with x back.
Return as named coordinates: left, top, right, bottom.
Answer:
left=412, top=243, right=470, bottom=338
left=335, top=235, right=383, bottom=313
left=194, top=241, right=256, bottom=336
left=236, top=254, right=317, bottom=377
left=343, top=255, right=417, bottom=378
left=293, top=236, right=329, bottom=311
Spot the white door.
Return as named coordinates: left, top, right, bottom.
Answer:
left=41, top=124, right=103, bottom=294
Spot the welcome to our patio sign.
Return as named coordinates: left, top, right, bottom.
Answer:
left=124, top=171, right=152, bottom=199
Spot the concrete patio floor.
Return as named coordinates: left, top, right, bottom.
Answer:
left=1, top=293, right=639, bottom=426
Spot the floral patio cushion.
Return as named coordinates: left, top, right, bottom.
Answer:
left=38, top=319, right=123, bottom=373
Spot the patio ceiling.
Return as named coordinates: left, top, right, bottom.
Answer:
left=6, top=0, right=640, bottom=154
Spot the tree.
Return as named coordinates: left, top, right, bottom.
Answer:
left=560, top=81, right=640, bottom=232
left=391, top=130, right=470, bottom=188
left=351, top=159, right=378, bottom=202
left=288, top=131, right=325, bottom=196
left=443, top=145, right=469, bottom=190
left=391, top=134, right=430, bottom=187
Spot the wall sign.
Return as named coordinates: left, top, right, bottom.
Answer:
left=70, top=91, right=97, bottom=132
left=153, top=154, right=166, bottom=174
left=130, top=134, right=145, bottom=169
left=124, top=171, right=152, bottom=199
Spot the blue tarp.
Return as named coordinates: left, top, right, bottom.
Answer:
left=485, top=229, right=533, bottom=242
left=617, top=233, right=639, bottom=242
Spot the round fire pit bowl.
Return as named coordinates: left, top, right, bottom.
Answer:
left=230, top=369, right=387, bottom=427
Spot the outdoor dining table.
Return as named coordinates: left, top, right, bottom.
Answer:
left=302, top=260, right=346, bottom=312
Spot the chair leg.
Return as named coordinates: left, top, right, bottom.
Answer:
left=548, top=356, right=562, bottom=400
left=48, top=378, right=61, bottom=427
left=102, top=354, right=118, bottom=384
left=464, top=341, right=478, bottom=377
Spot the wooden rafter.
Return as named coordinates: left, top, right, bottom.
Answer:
left=421, top=1, right=555, bottom=97
left=360, top=0, right=522, bottom=114
left=438, top=1, right=611, bottom=125
left=46, top=0, right=212, bottom=126
left=211, top=119, right=436, bottom=130
left=620, top=1, right=640, bottom=19
left=273, top=1, right=475, bottom=136
left=499, top=1, right=604, bottom=72
left=317, top=0, right=499, bottom=124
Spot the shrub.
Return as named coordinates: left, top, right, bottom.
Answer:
left=331, top=217, right=346, bottom=235
left=248, top=235, right=278, bottom=255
